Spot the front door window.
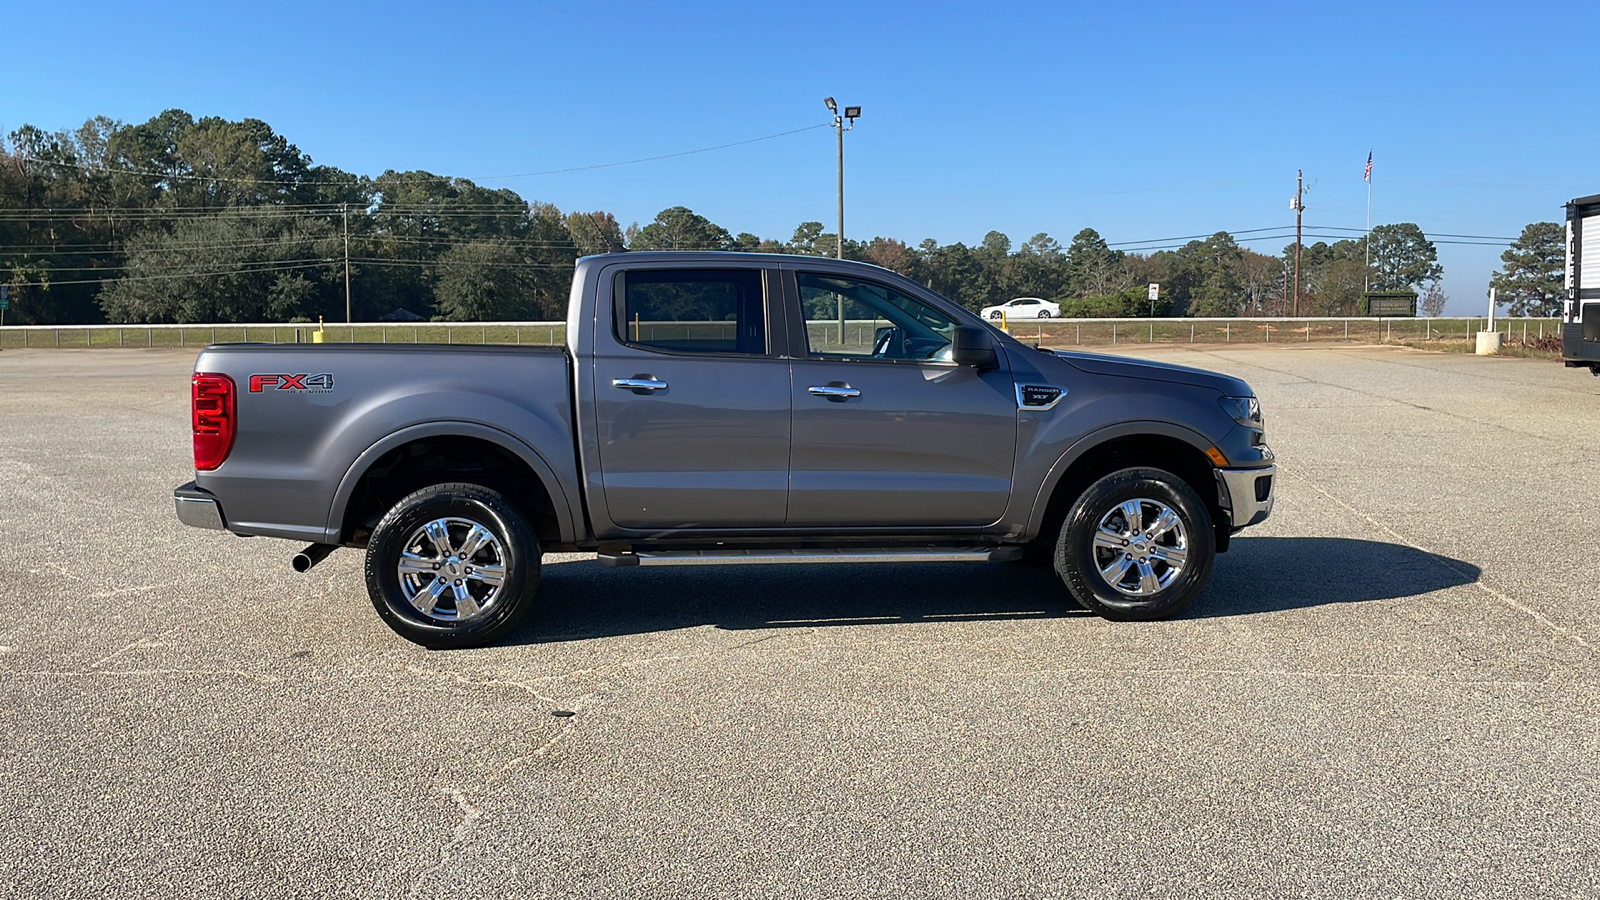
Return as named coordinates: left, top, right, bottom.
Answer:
left=797, top=273, right=957, bottom=362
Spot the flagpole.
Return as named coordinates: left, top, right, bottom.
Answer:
left=1364, top=150, right=1372, bottom=294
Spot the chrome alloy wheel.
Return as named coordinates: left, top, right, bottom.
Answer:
left=396, top=517, right=508, bottom=622
left=1090, top=498, right=1188, bottom=596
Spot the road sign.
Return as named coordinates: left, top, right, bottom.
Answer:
left=0, top=285, right=8, bottom=311
left=1361, top=291, right=1417, bottom=316
left=1147, top=283, right=1159, bottom=302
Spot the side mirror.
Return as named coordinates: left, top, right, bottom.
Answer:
left=951, top=326, right=998, bottom=370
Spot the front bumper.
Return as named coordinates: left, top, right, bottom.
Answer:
left=1216, top=465, right=1276, bottom=529
left=173, top=481, right=226, bottom=530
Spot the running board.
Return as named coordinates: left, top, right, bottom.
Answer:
left=598, top=547, right=1022, bottom=567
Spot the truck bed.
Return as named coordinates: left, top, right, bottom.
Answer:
left=190, top=343, right=578, bottom=544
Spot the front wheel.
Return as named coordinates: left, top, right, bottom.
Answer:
left=1054, top=467, right=1215, bottom=620
left=989, top=311, right=1003, bottom=320
left=364, top=482, right=541, bottom=649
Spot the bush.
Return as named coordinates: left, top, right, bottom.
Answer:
left=1053, top=288, right=1146, bottom=318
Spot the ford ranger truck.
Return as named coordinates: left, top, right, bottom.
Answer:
left=173, top=253, right=1275, bottom=648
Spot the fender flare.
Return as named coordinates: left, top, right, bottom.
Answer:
left=1024, top=420, right=1216, bottom=538
left=323, top=421, right=579, bottom=544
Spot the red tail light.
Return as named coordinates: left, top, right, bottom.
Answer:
left=192, top=373, right=236, bottom=471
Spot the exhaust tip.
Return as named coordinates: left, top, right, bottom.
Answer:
left=292, top=543, right=336, bottom=573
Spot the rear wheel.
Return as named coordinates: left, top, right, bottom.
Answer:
left=364, top=482, right=540, bottom=649
left=1054, top=467, right=1214, bottom=620
left=1037, top=310, right=1052, bottom=318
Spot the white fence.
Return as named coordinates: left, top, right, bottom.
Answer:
left=0, top=317, right=1562, bottom=351
left=0, top=321, right=570, bottom=350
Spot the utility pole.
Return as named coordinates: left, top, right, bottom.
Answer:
left=341, top=204, right=352, bottom=324
left=1291, top=169, right=1304, bottom=317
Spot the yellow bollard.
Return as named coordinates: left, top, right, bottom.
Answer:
left=312, top=315, right=325, bottom=344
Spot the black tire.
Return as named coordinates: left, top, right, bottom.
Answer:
left=1054, top=467, right=1214, bottom=620
left=1037, top=310, right=1052, bottom=319
left=990, top=311, right=1003, bottom=320
left=364, top=482, right=541, bottom=649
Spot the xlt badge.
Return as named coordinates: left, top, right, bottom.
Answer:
left=1016, top=384, right=1067, bottom=410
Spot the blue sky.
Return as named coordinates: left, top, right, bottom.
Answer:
left=9, top=0, right=1596, bottom=315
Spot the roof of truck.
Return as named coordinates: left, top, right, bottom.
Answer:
left=576, top=251, right=897, bottom=273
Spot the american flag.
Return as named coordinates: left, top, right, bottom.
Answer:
left=1364, top=151, right=1372, bottom=182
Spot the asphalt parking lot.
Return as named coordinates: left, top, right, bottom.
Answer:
left=3, top=343, right=1598, bottom=899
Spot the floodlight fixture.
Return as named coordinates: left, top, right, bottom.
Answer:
left=824, top=97, right=837, bottom=112
left=844, top=106, right=861, bottom=119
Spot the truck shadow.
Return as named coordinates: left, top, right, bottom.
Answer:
left=1190, top=536, right=1480, bottom=618
left=505, top=537, right=1481, bottom=644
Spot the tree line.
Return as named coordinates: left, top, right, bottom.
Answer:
left=0, top=110, right=1568, bottom=324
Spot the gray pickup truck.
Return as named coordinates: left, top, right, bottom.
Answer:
left=174, top=252, right=1275, bottom=647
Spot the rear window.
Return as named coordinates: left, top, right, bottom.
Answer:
left=618, top=269, right=767, bottom=355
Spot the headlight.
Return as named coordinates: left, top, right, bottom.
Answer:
left=1218, top=396, right=1262, bottom=429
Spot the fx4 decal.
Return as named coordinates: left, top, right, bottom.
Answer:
left=249, top=373, right=335, bottom=393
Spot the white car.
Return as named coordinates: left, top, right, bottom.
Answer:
left=981, top=297, right=1060, bottom=320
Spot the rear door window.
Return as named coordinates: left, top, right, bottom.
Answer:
left=617, top=269, right=767, bottom=355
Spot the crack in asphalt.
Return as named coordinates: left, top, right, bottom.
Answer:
left=398, top=665, right=583, bottom=897
left=991, top=665, right=1557, bottom=687
left=406, top=786, right=482, bottom=900
left=394, top=637, right=793, bottom=895
left=1282, top=466, right=1593, bottom=653
left=2, top=667, right=284, bottom=683
left=1119, top=345, right=1596, bottom=653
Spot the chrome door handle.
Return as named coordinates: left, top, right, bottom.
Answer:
left=613, top=377, right=668, bottom=392
left=808, top=385, right=861, bottom=399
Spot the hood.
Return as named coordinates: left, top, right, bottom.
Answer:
left=1048, top=349, right=1253, bottom=396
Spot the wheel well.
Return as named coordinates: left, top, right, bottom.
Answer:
left=1036, top=435, right=1227, bottom=551
left=341, top=436, right=560, bottom=547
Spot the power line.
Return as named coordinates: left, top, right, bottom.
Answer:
left=15, top=123, right=832, bottom=187
left=478, top=124, right=832, bottom=178
left=6, top=260, right=331, bottom=288
left=1106, top=225, right=1301, bottom=247
left=0, top=206, right=547, bottom=223
left=0, top=207, right=347, bottom=222
left=359, top=235, right=579, bottom=248
left=1285, top=223, right=1518, bottom=241
left=0, top=237, right=333, bottom=255
left=352, top=258, right=577, bottom=271
left=10, top=257, right=331, bottom=274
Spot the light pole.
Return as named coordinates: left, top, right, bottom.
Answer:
left=824, top=98, right=861, bottom=258
left=824, top=97, right=860, bottom=344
